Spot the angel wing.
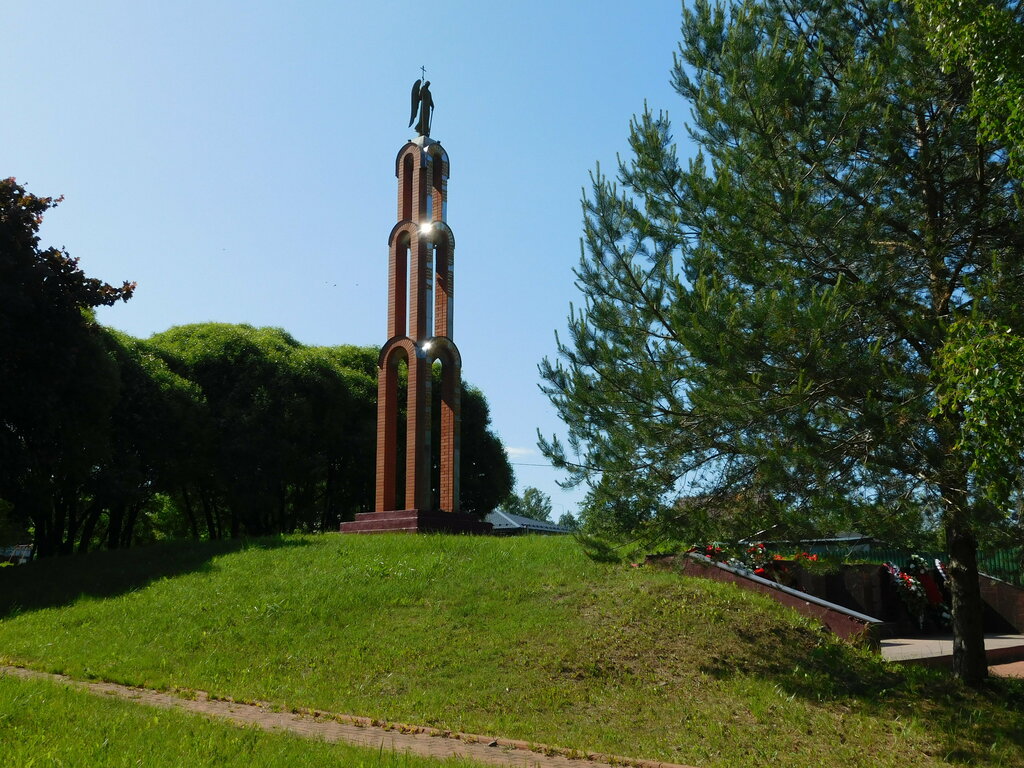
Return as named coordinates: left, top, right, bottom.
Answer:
left=409, top=79, right=422, bottom=128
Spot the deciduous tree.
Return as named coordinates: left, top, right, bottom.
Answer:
left=497, top=486, right=554, bottom=522
left=457, top=386, right=515, bottom=516
left=915, top=0, right=1024, bottom=175
left=0, top=178, right=133, bottom=556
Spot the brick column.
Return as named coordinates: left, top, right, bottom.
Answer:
left=345, top=127, right=484, bottom=534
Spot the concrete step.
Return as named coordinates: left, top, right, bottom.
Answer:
left=341, top=510, right=492, bottom=535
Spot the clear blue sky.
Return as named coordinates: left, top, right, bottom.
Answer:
left=5, top=1, right=689, bottom=519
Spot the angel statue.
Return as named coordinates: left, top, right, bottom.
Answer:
left=409, top=79, right=434, bottom=137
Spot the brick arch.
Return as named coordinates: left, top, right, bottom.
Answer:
left=393, top=142, right=422, bottom=176
left=423, top=336, right=461, bottom=368
left=424, top=337, right=461, bottom=513
left=375, top=337, right=431, bottom=513
left=377, top=335, right=420, bottom=370
left=424, top=143, right=450, bottom=176
left=387, top=219, right=420, bottom=246
left=394, top=143, right=431, bottom=223
left=427, top=221, right=455, bottom=251
left=430, top=225, right=455, bottom=339
left=387, top=221, right=434, bottom=341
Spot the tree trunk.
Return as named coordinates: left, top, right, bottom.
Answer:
left=32, top=503, right=56, bottom=559
left=106, top=503, right=125, bottom=550
left=56, top=491, right=77, bottom=556
left=76, top=497, right=106, bottom=554
left=120, top=502, right=141, bottom=549
left=323, top=461, right=336, bottom=532
left=944, top=509, right=988, bottom=685
left=199, top=486, right=218, bottom=540
left=53, top=490, right=71, bottom=555
left=180, top=486, right=200, bottom=540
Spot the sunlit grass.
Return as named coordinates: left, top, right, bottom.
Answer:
left=0, top=534, right=1022, bottom=767
left=0, top=672, right=488, bottom=768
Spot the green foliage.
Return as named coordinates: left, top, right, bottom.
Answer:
left=520, top=487, right=552, bottom=521
left=456, top=386, right=514, bottom=516
left=544, top=0, right=1021, bottom=535
left=915, top=0, right=1024, bottom=176
left=936, top=319, right=1024, bottom=534
left=2, top=306, right=511, bottom=553
left=557, top=511, right=580, bottom=531
left=1, top=535, right=1023, bottom=767
left=0, top=178, right=134, bottom=557
left=0, top=499, right=27, bottom=547
left=81, top=330, right=209, bottom=550
left=147, top=323, right=379, bottom=537
left=540, top=0, right=1023, bottom=683
left=497, top=486, right=553, bottom=522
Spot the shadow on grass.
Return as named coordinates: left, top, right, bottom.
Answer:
left=0, top=536, right=312, bottom=619
left=696, top=602, right=1024, bottom=764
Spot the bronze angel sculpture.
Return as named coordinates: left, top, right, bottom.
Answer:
left=409, top=79, right=434, bottom=137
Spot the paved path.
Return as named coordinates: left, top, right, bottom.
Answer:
left=990, top=660, right=1024, bottom=678
left=0, top=665, right=695, bottom=768
left=880, top=633, right=1024, bottom=662
left=881, top=633, right=1024, bottom=677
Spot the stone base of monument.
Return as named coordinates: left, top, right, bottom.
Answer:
left=340, top=509, right=493, bottom=535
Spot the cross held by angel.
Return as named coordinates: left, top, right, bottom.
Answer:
left=409, top=78, right=434, bottom=137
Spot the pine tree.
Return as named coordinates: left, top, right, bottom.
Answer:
left=540, top=0, right=1024, bottom=684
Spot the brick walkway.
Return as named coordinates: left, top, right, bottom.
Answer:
left=0, top=665, right=695, bottom=768
left=991, top=660, right=1024, bottom=678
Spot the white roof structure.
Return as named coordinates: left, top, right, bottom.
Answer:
left=485, top=511, right=569, bottom=535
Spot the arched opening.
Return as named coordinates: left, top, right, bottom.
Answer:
left=393, top=230, right=410, bottom=338
left=395, top=355, right=409, bottom=509
left=423, top=240, right=434, bottom=341
left=430, top=358, right=443, bottom=511
left=377, top=344, right=410, bottom=512
left=431, top=151, right=444, bottom=222
left=423, top=154, right=433, bottom=221
left=427, top=343, right=460, bottom=513
left=404, top=234, right=413, bottom=339
left=433, top=234, right=450, bottom=339
left=401, top=154, right=413, bottom=221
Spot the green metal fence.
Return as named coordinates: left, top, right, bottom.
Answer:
left=978, top=548, right=1024, bottom=586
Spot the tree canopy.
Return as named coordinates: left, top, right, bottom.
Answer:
left=541, top=0, right=1023, bottom=683
left=498, top=486, right=554, bottom=522
left=0, top=178, right=514, bottom=554
left=915, top=0, right=1024, bottom=175
left=0, top=178, right=134, bottom=556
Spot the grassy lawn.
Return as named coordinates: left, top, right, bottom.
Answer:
left=0, top=534, right=1022, bottom=768
left=0, top=672, right=486, bottom=768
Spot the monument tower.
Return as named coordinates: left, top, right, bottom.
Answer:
left=342, top=79, right=491, bottom=534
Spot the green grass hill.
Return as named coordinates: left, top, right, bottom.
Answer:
left=0, top=534, right=1022, bottom=768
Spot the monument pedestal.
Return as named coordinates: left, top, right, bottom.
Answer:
left=341, top=510, right=492, bottom=535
